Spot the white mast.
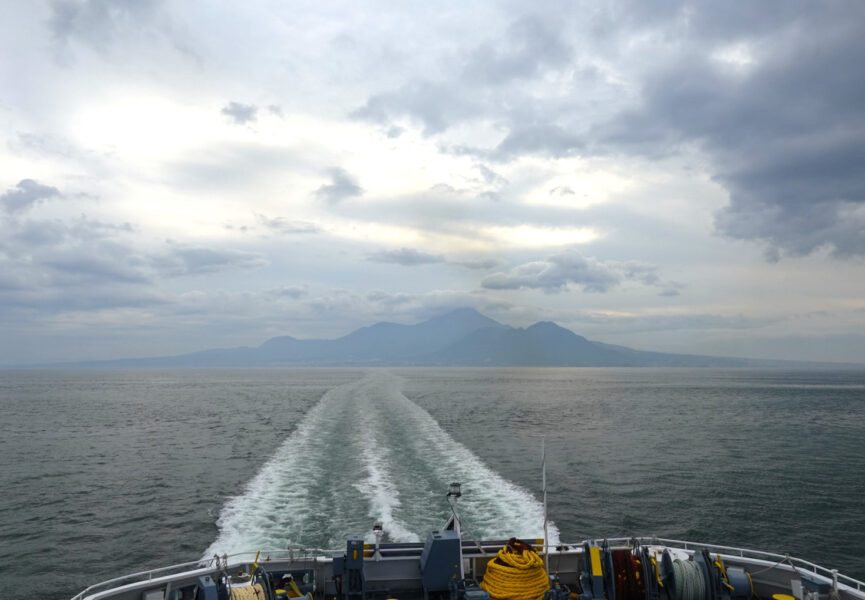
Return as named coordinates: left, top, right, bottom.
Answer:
left=542, top=436, right=549, bottom=573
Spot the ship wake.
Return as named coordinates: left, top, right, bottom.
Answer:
left=204, top=372, right=557, bottom=556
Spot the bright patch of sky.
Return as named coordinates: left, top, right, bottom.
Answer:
left=1, top=0, right=864, bottom=364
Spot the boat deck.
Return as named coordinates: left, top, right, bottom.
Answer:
left=73, top=537, right=865, bottom=600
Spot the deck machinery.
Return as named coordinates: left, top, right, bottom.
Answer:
left=73, top=485, right=865, bottom=600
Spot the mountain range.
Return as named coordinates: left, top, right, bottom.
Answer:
left=49, top=308, right=858, bottom=369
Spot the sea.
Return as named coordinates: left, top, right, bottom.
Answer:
left=1, top=367, right=864, bottom=600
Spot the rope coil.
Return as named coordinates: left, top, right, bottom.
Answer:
left=231, top=583, right=267, bottom=600
left=480, top=538, right=550, bottom=600
left=671, top=560, right=705, bottom=600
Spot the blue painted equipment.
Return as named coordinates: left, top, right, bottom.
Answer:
left=544, top=573, right=571, bottom=600
left=725, top=567, right=753, bottom=600
left=420, top=530, right=461, bottom=600
left=196, top=575, right=220, bottom=600
left=580, top=540, right=606, bottom=600
left=332, top=536, right=366, bottom=600
left=450, top=578, right=490, bottom=600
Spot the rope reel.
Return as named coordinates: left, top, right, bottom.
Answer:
left=231, top=584, right=267, bottom=600
left=579, top=542, right=754, bottom=600
left=670, top=560, right=706, bottom=600
left=612, top=548, right=646, bottom=600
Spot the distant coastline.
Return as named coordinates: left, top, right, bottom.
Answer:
left=16, top=308, right=864, bottom=370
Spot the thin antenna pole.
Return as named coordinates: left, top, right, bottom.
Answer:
left=542, top=435, right=549, bottom=573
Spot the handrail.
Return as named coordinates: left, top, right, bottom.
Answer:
left=71, top=548, right=338, bottom=600
left=71, top=538, right=865, bottom=599
left=600, top=537, right=865, bottom=592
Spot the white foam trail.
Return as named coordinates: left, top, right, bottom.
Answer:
left=203, top=391, right=334, bottom=556
left=352, top=390, right=419, bottom=542
left=379, top=376, right=560, bottom=543
left=204, top=373, right=557, bottom=558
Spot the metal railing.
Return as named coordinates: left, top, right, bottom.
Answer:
left=601, top=536, right=865, bottom=593
left=71, top=538, right=865, bottom=600
left=71, top=547, right=337, bottom=600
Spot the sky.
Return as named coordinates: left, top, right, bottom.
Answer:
left=1, top=0, right=864, bottom=366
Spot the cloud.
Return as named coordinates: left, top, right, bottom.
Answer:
left=349, top=4, right=865, bottom=259
left=268, top=285, right=308, bottom=300
left=9, top=215, right=133, bottom=248
left=351, top=14, right=572, bottom=136
left=550, top=186, right=575, bottom=197
left=170, top=143, right=306, bottom=191
left=48, top=0, right=199, bottom=63
left=491, top=123, right=584, bottom=160
left=483, top=250, right=620, bottom=293
left=367, top=247, right=445, bottom=266
left=585, top=4, right=865, bottom=258
left=450, top=257, right=503, bottom=270
left=573, top=311, right=780, bottom=334
left=481, top=249, right=679, bottom=294
left=1, top=179, right=60, bottom=213
left=50, top=0, right=161, bottom=47
left=43, top=250, right=149, bottom=284
left=255, top=213, right=322, bottom=235
left=153, top=241, right=267, bottom=277
left=352, top=80, right=479, bottom=136
left=478, top=164, right=508, bottom=186
left=461, top=15, right=571, bottom=85
left=315, top=167, right=363, bottom=204
left=221, top=102, right=258, bottom=125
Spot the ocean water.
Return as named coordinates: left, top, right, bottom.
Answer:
left=1, top=367, right=864, bottom=600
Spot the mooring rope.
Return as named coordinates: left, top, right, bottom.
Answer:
left=480, top=538, right=550, bottom=600
left=672, top=559, right=705, bottom=600
left=230, top=583, right=267, bottom=600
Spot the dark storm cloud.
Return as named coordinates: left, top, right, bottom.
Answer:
left=315, top=168, right=363, bottom=204
left=367, top=247, right=445, bottom=266
left=351, top=3, right=865, bottom=258
left=593, top=8, right=865, bottom=257
left=221, top=102, right=258, bottom=125
left=1, top=179, right=60, bottom=213
left=482, top=249, right=679, bottom=294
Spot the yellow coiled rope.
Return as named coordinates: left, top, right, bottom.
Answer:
left=480, top=538, right=550, bottom=600
left=230, top=583, right=267, bottom=600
